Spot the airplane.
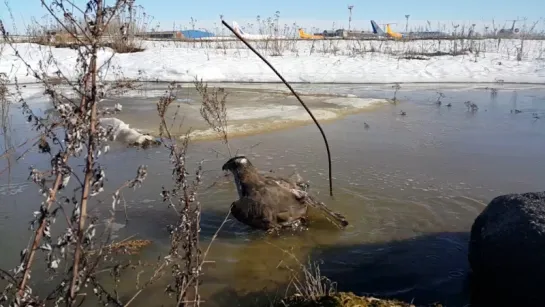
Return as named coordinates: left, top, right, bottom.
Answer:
left=371, top=20, right=402, bottom=39
left=497, top=19, right=521, bottom=37
left=232, top=21, right=286, bottom=40
left=370, top=20, right=386, bottom=36
left=371, top=20, right=449, bottom=39
left=298, top=28, right=324, bottom=39
left=385, top=24, right=403, bottom=39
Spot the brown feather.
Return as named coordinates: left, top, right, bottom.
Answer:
left=222, top=156, right=348, bottom=231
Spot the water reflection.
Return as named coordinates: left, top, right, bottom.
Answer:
left=1, top=84, right=544, bottom=306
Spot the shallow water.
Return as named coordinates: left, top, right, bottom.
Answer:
left=98, top=83, right=387, bottom=140
left=1, top=83, right=544, bottom=306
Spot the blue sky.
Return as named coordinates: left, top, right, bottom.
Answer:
left=2, top=0, right=544, bottom=33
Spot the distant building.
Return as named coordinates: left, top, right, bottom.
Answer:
left=318, top=29, right=375, bottom=39
left=136, top=31, right=183, bottom=39
left=180, top=30, right=215, bottom=39
left=406, top=31, right=451, bottom=39
left=136, top=30, right=215, bottom=40
left=320, top=29, right=345, bottom=38
left=344, top=30, right=376, bottom=39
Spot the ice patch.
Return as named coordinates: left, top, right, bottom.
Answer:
left=324, top=97, right=387, bottom=108
left=283, top=109, right=338, bottom=121
left=228, top=105, right=300, bottom=120
left=228, top=105, right=338, bottom=122
left=99, top=117, right=154, bottom=145
left=183, top=97, right=388, bottom=140
left=228, top=98, right=386, bottom=122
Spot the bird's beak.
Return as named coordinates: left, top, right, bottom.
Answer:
left=221, top=162, right=229, bottom=172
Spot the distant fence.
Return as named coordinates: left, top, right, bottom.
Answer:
left=3, top=33, right=545, bottom=44
left=0, top=35, right=34, bottom=42
left=132, top=34, right=545, bottom=42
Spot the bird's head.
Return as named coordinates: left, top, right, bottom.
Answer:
left=222, top=156, right=256, bottom=198
left=222, top=155, right=254, bottom=173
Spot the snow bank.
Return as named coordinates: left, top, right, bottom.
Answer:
left=99, top=117, right=154, bottom=145
left=1, top=39, right=544, bottom=84
left=186, top=97, right=388, bottom=140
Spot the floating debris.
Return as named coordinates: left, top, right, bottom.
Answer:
left=107, top=239, right=152, bottom=255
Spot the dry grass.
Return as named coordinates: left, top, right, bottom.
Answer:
left=102, top=41, right=145, bottom=53
left=19, top=3, right=149, bottom=53
left=270, top=245, right=442, bottom=307
left=8, top=13, right=545, bottom=61
left=138, top=37, right=544, bottom=64
left=279, top=292, right=423, bottom=307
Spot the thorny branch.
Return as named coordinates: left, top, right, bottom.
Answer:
left=0, top=5, right=300, bottom=307
left=155, top=81, right=239, bottom=306
left=157, top=83, right=204, bottom=306
left=0, top=1, right=151, bottom=306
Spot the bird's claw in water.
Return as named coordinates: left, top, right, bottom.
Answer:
left=266, top=220, right=308, bottom=236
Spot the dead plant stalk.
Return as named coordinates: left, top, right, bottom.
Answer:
left=68, top=0, right=103, bottom=302
left=1, top=1, right=151, bottom=306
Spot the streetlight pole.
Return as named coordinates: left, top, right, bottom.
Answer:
left=348, top=5, right=354, bottom=31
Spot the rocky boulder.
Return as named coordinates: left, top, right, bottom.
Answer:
left=468, top=191, right=545, bottom=306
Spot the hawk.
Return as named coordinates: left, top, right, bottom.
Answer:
left=222, top=155, right=349, bottom=232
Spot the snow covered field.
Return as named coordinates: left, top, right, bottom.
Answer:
left=1, top=38, right=544, bottom=84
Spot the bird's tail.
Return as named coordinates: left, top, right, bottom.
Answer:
left=307, top=197, right=349, bottom=229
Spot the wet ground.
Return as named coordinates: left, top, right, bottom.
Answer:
left=1, top=83, right=544, bottom=306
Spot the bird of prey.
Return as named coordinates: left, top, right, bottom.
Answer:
left=222, top=155, right=349, bottom=232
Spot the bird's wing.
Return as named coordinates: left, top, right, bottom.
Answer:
left=230, top=198, right=276, bottom=230
left=263, top=171, right=310, bottom=191
left=303, top=195, right=349, bottom=229
left=263, top=175, right=295, bottom=189
left=250, top=171, right=347, bottom=229
left=255, top=184, right=308, bottom=225
left=287, top=171, right=304, bottom=185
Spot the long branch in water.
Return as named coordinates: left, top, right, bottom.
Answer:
left=221, top=19, right=335, bottom=197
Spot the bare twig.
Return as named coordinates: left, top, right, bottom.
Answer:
left=194, top=78, right=232, bottom=157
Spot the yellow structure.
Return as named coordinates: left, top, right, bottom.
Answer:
left=385, top=24, right=403, bottom=39
left=298, top=28, right=324, bottom=39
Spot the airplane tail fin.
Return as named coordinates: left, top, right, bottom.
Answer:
left=385, top=24, right=402, bottom=39
left=232, top=21, right=245, bottom=36
left=370, top=20, right=378, bottom=33
left=386, top=24, right=392, bottom=34
left=371, top=20, right=386, bottom=35
left=371, top=20, right=386, bottom=36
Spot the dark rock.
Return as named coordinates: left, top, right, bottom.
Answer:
left=468, top=191, right=545, bottom=306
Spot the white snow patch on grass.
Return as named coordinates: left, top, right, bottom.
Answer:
left=1, top=39, right=544, bottom=84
